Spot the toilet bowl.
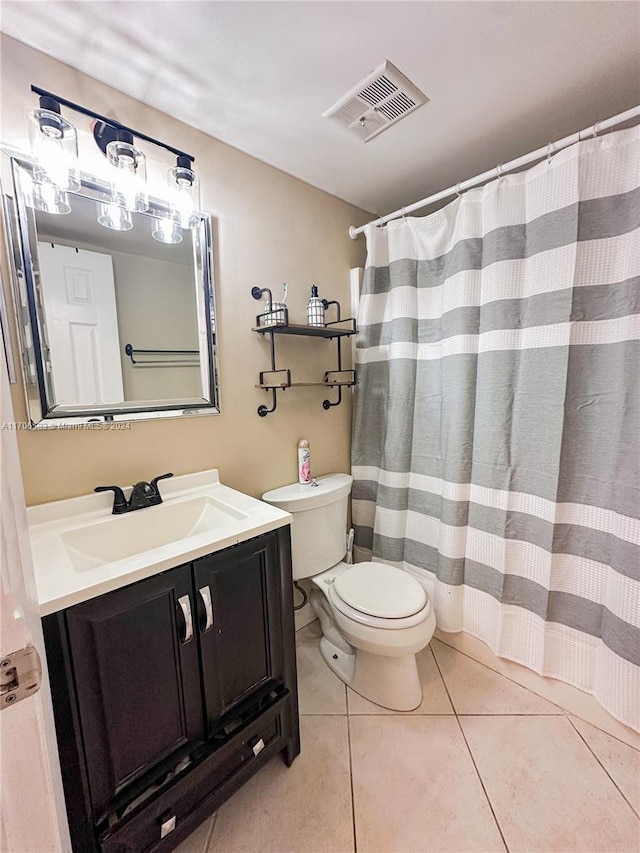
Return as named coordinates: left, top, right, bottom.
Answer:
left=311, top=561, right=436, bottom=710
left=262, top=474, right=436, bottom=711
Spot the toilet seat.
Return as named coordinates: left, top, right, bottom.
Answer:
left=328, top=562, right=431, bottom=630
left=334, top=562, right=427, bottom=617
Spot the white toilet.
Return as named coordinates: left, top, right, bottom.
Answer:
left=262, top=473, right=436, bottom=711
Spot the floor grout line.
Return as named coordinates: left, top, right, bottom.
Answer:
left=342, top=712, right=565, bottom=717
left=429, top=644, right=459, bottom=716
left=563, top=711, right=640, bottom=754
left=203, top=810, right=218, bottom=853
left=431, top=646, right=511, bottom=853
left=345, top=690, right=359, bottom=853
left=455, top=717, right=512, bottom=853
left=431, top=638, right=567, bottom=714
left=566, top=715, right=640, bottom=820
left=432, top=637, right=640, bottom=751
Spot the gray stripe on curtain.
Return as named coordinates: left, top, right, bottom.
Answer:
left=358, top=278, right=640, bottom=347
left=356, top=532, right=640, bottom=666
left=353, top=480, right=638, bottom=582
left=353, top=342, right=640, bottom=518
left=363, top=187, right=640, bottom=297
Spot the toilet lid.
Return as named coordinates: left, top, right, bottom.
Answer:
left=333, top=563, right=427, bottom=619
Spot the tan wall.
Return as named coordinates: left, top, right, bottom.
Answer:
left=107, top=250, right=200, bottom=401
left=0, top=35, right=369, bottom=505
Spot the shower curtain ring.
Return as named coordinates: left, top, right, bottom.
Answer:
left=496, top=163, right=504, bottom=179
left=455, top=182, right=463, bottom=197
left=592, top=121, right=601, bottom=139
left=546, top=142, right=554, bottom=165
left=401, top=206, right=408, bottom=220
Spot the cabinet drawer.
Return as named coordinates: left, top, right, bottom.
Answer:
left=100, top=693, right=290, bottom=853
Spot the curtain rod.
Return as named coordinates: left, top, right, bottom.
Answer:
left=349, top=104, right=640, bottom=239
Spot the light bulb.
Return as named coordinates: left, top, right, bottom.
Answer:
left=175, top=187, right=199, bottom=230
left=168, top=159, right=201, bottom=229
left=98, top=202, right=133, bottom=231
left=152, top=216, right=183, bottom=244
left=22, top=170, right=71, bottom=215
left=28, top=106, right=80, bottom=191
left=106, top=138, right=148, bottom=213
left=32, top=181, right=72, bottom=215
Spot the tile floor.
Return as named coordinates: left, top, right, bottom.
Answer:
left=177, top=622, right=640, bottom=853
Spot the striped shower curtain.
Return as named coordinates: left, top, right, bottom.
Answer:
left=352, top=125, right=640, bottom=731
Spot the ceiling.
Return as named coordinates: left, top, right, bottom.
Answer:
left=2, top=1, right=639, bottom=216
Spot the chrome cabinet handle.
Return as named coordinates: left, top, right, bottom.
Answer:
left=177, top=594, right=193, bottom=643
left=198, top=585, right=213, bottom=631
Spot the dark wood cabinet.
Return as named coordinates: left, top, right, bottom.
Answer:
left=43, top=527, right=300, bottom=853
left=66, top=563, right=205, bottom=822
left=194, top=533, right=284, bottom=736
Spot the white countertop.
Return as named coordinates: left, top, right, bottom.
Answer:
left=28, top=469, right=291, bottom=616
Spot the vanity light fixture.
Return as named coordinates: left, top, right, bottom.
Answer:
left=97, top=202, right=133, bottom=232
left=168, top=155, right=201, bottom=230
left=28, top=94, right=80, bottom=213
left=28, top=85, right=201, bottom=230
left=105, top=129, right=149, bottom=214
left=25, top=170, right=72, bottom=215
left=151, top=215, right=183, bottom=244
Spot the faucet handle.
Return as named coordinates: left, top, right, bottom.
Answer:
left=94, top=485, right=128, bottom=515
left=149, top=472, right=174, bottom=495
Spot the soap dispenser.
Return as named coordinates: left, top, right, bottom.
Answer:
left=306, top=285, right=325, bottom=327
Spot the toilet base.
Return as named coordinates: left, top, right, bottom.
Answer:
left=310, top=582, right=428, bottom=711
left=319, top=635, right=423, bottom=712
left=320, top=635, right=356, bottom=686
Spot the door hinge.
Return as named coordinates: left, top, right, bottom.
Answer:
left=0, top=645, right=42, bottom=709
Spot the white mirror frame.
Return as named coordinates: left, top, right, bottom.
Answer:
left=1, top=149, right=220, bottom=428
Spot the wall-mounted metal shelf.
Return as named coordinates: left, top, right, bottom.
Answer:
left=252, top=321, right=355, bottom=339
left=251, top=286, right=356, bottom=417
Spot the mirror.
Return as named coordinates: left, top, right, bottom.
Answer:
left=1, top=149, right=220, bottom=427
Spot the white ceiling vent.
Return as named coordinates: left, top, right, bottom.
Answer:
left=323, top=60, right=428, bottom=142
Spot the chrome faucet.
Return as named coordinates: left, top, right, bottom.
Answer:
left=95, top=473, right=174, bottom=515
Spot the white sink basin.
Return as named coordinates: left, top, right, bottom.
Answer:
left=28, top=469, right=292, bottom=615
left=61, top=495, right=249, bottom=571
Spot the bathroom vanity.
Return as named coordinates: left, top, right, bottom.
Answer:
left=30, top=471, right=300, bottom=853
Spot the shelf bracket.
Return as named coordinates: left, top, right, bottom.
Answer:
left=253, top=287, right=281, bottom=416
left=323, top=299, right=346, bottom=412
left=258, top=388, right=278, bottom=418
left=323, top=385, right=343, bottom=410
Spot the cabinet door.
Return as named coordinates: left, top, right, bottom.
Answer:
left=194, top=532, right=284, bottom=736
left=65, top=564, right=204, bottom=821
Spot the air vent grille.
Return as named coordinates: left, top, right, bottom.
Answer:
left=359, top=74, right=398, bottom=106
left=378, top=92, right=416, bottom=120
left=333, top=99, right=365, bottom=125
left=323, top=61, right=427, bottom=143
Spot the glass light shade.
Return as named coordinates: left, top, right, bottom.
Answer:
left=28, top=108, right=80, bottom=191
left=152, top=216, right=183, bottom=244
left=168, top=165, right=201, bottom=229
left=106, top=139, right=149, bottom=213
left=98, top=202, right=133, bottom=231
left=28, top=177, right=71, bottom=215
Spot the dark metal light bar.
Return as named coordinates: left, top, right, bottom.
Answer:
left=31, top=84, right=195, bottom=164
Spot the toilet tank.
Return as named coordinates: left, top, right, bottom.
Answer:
left=262, top=474, right=353, bottom=579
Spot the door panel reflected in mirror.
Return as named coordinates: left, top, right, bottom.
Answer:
left=1, top=151, right=219, bottom=427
